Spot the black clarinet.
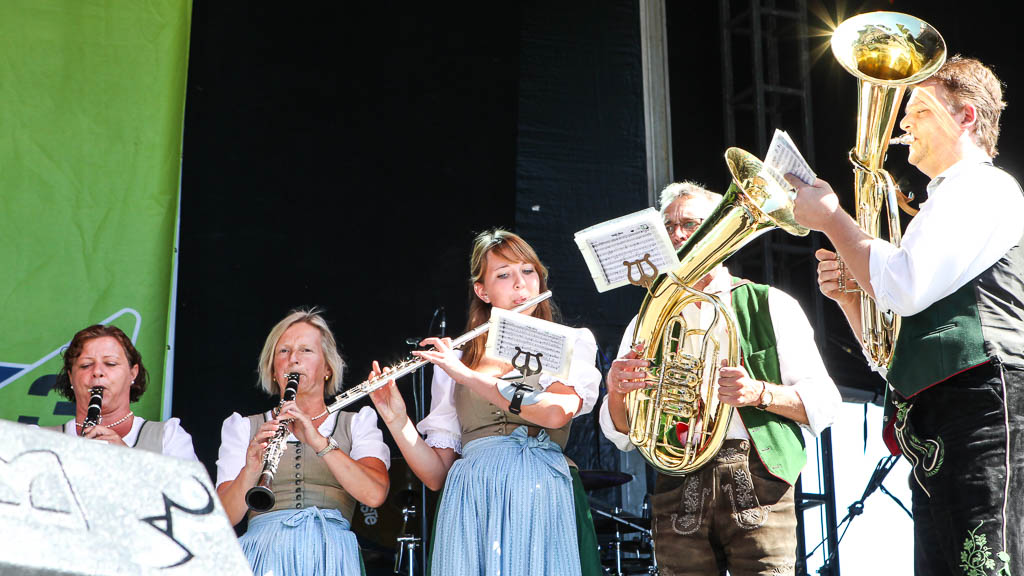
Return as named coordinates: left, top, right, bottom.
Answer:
left=245, top=372, right=300, bottom=511
left=81, top=387, right=104, bottom=436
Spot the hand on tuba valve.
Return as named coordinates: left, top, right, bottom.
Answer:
left=606, top=342, right=650, bottom=396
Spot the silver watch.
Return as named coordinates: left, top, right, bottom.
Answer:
left=316, top=436, right=339, bottom=457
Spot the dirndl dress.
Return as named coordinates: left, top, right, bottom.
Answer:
left=430, top=425, right=581, bottom=576
left=240, top=506, right=364, bottom=576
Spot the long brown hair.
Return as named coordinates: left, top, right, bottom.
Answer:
left=460, top=229, right=553, bottom=369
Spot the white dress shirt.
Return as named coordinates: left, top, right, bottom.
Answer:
left=57, top=416, right=198, bottom=461
left=869, top=152, right=1024, bottom=316
left=416, top=327, right=602, bottom=454
left=215, top=406, right=390, bottom=487
left=599, top=267, right=841, bottom=451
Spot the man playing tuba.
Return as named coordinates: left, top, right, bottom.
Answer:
left=600, top=182, right=841, bottom=576
left=791, top=56, right=1024, bottom=576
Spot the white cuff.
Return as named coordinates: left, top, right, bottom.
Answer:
left=424, top=430, right=462, bottom=454
left=789, top=380, right=840, bottom=438
left=598, top=397, right=635, bottom=452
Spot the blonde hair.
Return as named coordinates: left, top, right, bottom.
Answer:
left=461, top=229, right=553, bottom=369
left=257, top=308, right=345, bottom=399
left=658, top=181, right=723, bottom=216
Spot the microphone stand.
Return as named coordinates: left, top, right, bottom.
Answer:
left=812, top=454, right=906, bottom=574
left=404, top=306, right=443, bottom=576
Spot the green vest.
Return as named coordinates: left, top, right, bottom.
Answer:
left=886, top=167, right=1024, bottom=397
left=887, top=282, right=989, bottom=397
left=730, top=282, right=807, bottom=485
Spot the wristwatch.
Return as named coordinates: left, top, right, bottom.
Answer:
left=316, top=436, right=339, bottom=457
left=756, top=381, right=775, bottom=411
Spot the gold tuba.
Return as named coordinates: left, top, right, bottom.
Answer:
left=830, top=12, right=946, bottom=366
left=626, top=148, right=808, bottom=475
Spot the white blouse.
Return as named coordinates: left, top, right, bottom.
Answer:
left=215, top=406, right=390, bottom=487
left=57, top=416, right=199, bottom=461
left=599, top=267, right=841, bottom=451
left=416, top=327, right=602, bottom=454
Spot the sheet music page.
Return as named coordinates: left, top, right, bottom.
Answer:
left=484, top=307, right=575, bottom=381
left=762, top=129, right=816, bottom=187
left=574, top=208, right=679, bottom=293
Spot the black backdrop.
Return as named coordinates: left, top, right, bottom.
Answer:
left=177, top=1, right=523, bottom=474
left=174, top=0, right=1024, bottom=494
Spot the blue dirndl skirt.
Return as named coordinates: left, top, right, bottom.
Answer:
left=240, top=506, right=363, bottom=576
left=431, top=426, right=582, bottom=576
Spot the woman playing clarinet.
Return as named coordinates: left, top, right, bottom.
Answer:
left=51, top=324, right=197, bottom=460
left=215, top=309, right=390, bottom=576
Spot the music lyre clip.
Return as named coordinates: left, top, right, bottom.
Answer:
left=624, top=253, right=659, bottom=292
left=511, top=346, right=544, bottom=378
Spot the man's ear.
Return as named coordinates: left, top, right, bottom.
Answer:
left=960, top=103, right=978, bottom=131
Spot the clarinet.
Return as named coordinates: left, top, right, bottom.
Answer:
left=324, top=290, right=552, bottom=416
left=81, top=387, right=104, bottom=436
left=245, top=372, right=300, bottom=511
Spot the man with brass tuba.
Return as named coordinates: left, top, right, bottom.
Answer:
left=600, top=182, right=841, bottom=576
left=791, top=56, right=1024, bottom=575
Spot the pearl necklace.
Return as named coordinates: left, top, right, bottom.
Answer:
left=273, top=407, right=330, bottom=422
left=76, top=411, right=134, bottom=429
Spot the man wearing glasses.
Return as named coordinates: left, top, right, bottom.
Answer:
left=600, top=181, right=840, bottom=575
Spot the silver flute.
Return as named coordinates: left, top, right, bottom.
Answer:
left=245, top=372, right=300, bottom=511
left=325, top=290, right=553, bottom=415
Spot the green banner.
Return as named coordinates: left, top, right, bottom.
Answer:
left=0, top=0, right=192, bottom=425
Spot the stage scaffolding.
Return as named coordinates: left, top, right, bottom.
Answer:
left=718, top=1, right=840, bottom=574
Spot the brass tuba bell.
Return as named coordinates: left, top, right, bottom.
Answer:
left=830, top=12, right=946, bottom=366
left=626, top=148, right=808, bottom=475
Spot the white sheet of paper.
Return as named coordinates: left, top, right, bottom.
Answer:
left=574, top=208, right=679, bottom=293
left=484, top=307, right=575, bottom=381
left=762, top=128, right=816, bottom=186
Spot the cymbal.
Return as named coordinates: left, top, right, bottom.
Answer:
left=578, top=469, right=633, bottom=491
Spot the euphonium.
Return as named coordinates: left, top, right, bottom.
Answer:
left=830, top=12, right=946, bottom=366
left=627, top=148, right=808, bottom=475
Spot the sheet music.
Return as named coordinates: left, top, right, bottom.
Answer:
left=762, top=129, right=816, bottom=186
left=484, top=307, right=575, bottom=381
left=574, top=208, right=679, bottom=293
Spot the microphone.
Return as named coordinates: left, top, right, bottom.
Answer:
left=439, top=307, right=446, bottom=338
